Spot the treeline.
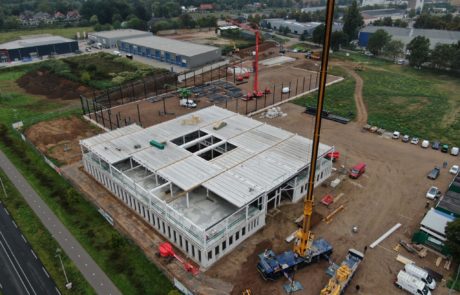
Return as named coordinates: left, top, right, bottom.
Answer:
left=371, top=17, right=408, bottom=28
left=367, top=29, right=460, bottom=71
left=151, top=15, right=217, bottom=32
left=414, top=13, right=460, bottom=31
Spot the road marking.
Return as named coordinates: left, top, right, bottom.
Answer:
left=42, top=267, right=50, bottom=278
left=3, top=207, right=9, bottom=215
left=12, top=220, right=17, bottom=228
left=21, top=234, right=27, bottom=243
left=0, top=231, right=31, bottom=295
left=55, top=286, right=61, bottom=295
left=0, top=231, right=37, bottom=295
left=30, top=249, right=38, bottom=259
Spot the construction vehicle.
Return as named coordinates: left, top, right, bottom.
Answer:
left=320, top=249, right=364, bottom=295
left=158, top=242, right=199, bottom=275
left=257, top=0, right=337, bottom=280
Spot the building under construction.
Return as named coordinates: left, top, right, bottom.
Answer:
left=80, top=106, right=334, bottom=268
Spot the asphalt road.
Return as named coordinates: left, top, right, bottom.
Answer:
left=0, top=202, right=59, bottom=295
left=0, top=150, right=121, bottom=295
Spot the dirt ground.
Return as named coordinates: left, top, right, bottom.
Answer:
left=206, top=103, right=456, bottom=295
left=92, top=56, right=340, bottom=129
left=61, top=102, right=457, bottom=295
left=25, top=116, right=101, bottom=165
left=17, top=70, right=92, bottom=100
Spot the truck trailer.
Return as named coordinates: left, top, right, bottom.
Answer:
left=256, top=239, right=332, bottom=281
left=320, top=249, right=364, bottom=295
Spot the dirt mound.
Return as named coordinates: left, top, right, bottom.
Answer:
left=25, top=116, right=101, bottom=165
left=238, top=42, right=277, bottom=59
left=17, top=70, right=92, bottom=100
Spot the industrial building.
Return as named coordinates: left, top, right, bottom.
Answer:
left=0, top=34, right=78, bottom=62
left=118, top=36, right=221, bottom=68
left=361, top=9, right=407, bottom=25
left=261, top=19, right=343, bottom=36
left=87, top=29, right=152, bottom=48
left=358, top=26, right=460, bottom=49
left=80, top=106, right=334, bottom=268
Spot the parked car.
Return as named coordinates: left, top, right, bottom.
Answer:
left=451, top=147, right=459, bottom=156
left=411, top=137, right=419, bottom=145
left=431, top=140, right=440, bottom=150
left=392, top=131, right=401, bottom=139
left=85, top=47, right=92, bottom=52
left=421, top=140, right=429, bottom=148
left=427, top=167, right=440, bottom=180
left=112, top=50, right=122, bottom=56
left=441, top=144, right=449, bottom=153
left=450, top=165, right=459, bottom=175
left=402, top=135, right=410, bottom=142
left=349, top=162, right=366, bottom=179
left=179, top=99, right=197, bottom=108
left=426, top=186, right=441, bottom=200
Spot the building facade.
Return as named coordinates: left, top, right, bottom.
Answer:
left=117, top=36, right=221, bottom=68
left=80, top=106, right=333, bottom=269
left=262, top=19, right=343, bottom=36
left=0, top=35, right=78, bottom=62
left=359, top=26, right=460, bottom=49
left=88, top=29, right=153, bottom=48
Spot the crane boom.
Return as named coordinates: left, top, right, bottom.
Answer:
left=293, top=0, right=336, bottom=257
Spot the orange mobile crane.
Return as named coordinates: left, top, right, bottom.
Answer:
left=256, top=0, right=336, bottom=281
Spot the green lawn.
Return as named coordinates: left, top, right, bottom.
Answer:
left=0, top=168, right=96, bottom=295
left=0, top=69, right=174, bottom=294
left=0, top=27, right=93, bottom=43
left=360, top=65, right=460, bottom=146
left=294, top=51, right=460, bottom=146
left=292, top=66, right=357, bottom=119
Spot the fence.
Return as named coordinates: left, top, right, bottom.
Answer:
left=80, top=62, right=325, bottom=130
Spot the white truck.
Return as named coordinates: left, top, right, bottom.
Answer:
left=404, top=264, right=436, bottom=290
left=179, top=99, right=196, bottom=108
left=396, top=270, right=431, bottom=295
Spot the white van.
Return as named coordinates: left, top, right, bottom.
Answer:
left=392, top=131, right=400, bottom=139
left=179, top=99, right=196, bottom=108
left=421, top=140, right=430, bottom=148
left=451, top=146, right=459, bottom=156
left=396, top=270, right=431, bottom=295
left=404, top=264, right=436, bottom=290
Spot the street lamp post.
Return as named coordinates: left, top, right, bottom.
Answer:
left=56, top=248, right=72, bottom=290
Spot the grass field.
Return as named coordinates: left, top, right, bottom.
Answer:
left=295, top=51, right=460, bottom=146
left=0, top=27, right=93, bottom=43
left=292, top=66, right=357, bottom=119
left=0, top=69, right=174, bottom=294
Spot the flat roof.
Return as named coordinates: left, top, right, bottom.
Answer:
left=120, top=35, right=220, bottom=57
left=82, top=106, right=333, bottom=208
left=88, top=29, right=152, bottom=39
left=420, top=208, right=455, bottom=237
left=0, top=35, right=76, bottom=50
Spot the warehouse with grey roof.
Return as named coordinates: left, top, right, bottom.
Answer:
left=118, top=35, right=221, bottom=68
left=88, top=29, right=153, bottom=48
left=0, top=34, right=78, bottom=62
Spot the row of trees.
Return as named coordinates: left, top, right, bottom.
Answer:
left=371, top=16, right=408, bottom=28
left=414, top=13, right=460, bottom=31
left=367, top=29, right=460, bottom=70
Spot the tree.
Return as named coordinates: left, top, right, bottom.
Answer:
left=127, top=16, right=146, bottom=30
left=446, top=218, right=460, bottom=263
left=430, top=43, right=456, bottom=69
left=89, top=14, right=99, bottom=25
left=367, top=29, right=391, bottom=55
left=179, top=13, right=195, bottom=28
left=407, top=36, right=430, bottom=67
left=312, top=24, right=325, bottom=44
left=282, top=26, right=290, bottom=36
left=331, top=31, right=348, bottom=51
left=343, top=0, right=364, bottom=41
left=382, top=16, right=393, bottom=26
left=408, top=8, right=416, bottom=18
left=383, top=40, right=404, bottom=60
left=3, top=16, right=21, bottom=30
